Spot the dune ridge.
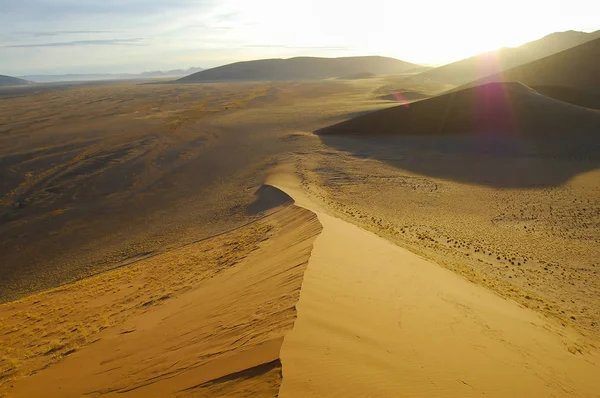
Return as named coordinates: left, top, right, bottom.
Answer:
left=268, top=164, right=599, bottom=398
left=317, top=81, right=600, bottom=156
left=456, top=37, right=600, bottom=109
left=415, top=30, right=600, bottom=86
left=2, top=197, right=322, bottom=397
left=464, top=37, right=600, bottom=91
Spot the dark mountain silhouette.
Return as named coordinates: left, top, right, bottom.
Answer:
left=177, top=56, right=418, bottom=82
left=0, top=75, right=30, bottom=86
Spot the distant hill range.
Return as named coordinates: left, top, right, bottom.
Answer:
left=416, top=30, right=600, bottom=86
left=19, top=67, right=204, bottom=83
left=459, top=37, right=600, bottom=109
left=177, top=56, right=419, bottom=83
left=0, top=74, right=31, bottom=87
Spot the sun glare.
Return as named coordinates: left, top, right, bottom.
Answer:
left=228, top=0, right=597, bottom=65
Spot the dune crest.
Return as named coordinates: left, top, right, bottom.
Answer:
left=415, top=30, right=600, bottom=86
left=460, top=37, right=600, bottom=109
left=2, top=202, right=321, bottom=397
left=319, top=81, right=600, bottom=137
left=268, top=165, right=599, bottom=398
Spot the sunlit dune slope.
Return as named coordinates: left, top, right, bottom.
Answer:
left=2, top=191, right=321, bottom=397
left=177, top=56, right=418, bottom=82
left=317, top=82, right=600, bottom=141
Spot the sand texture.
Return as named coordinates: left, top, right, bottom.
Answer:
left=2, top=203, right=321, bottom=397
left=2, top=69, right=599, bottom=397
left=268, top=166, right=599, bottom=397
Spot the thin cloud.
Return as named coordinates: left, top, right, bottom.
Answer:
left=15, top=30, right=112, bottom=37
left=244, top=44, right=349, bottom=50
left=6, top=38, right=148, bottom=48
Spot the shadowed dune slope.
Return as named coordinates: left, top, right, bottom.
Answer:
left=247, top=185, right=294, bottom=215
left=177, top=56, right=418, bottom=82
left=416, top=30, right=600, bottom=86
left=3, top=200, right=322, bottom=397
left=317, top=82, right=600, bottom=187
left=532, top=85, right=600, bottom=110
left=0, top=74, right=30, bottom=86
left=318, top=82, right=600, bottom=139
left=459, top=38, right=600, bottom=109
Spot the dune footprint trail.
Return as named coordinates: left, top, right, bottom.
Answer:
left=268, top=167, right=599, bottom=398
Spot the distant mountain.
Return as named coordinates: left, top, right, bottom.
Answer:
left=138, top=67, right=204, bottom=78
left=416, top=30, right=600, bottom=86
left=20, top=67, right=204, bottom=83
left=0, top=74, right=30, bottom=87
left=460, top=38, right=600, bottom=109
left=177, top=56, right=419, bottom=82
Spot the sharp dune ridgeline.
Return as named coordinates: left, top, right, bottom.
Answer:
left=2, top=195, right=322, bottom=397
left=177, top=56, right=419, bottom=82
left=318, top=81, right=600, bottom=142
left=267, top=168, right=599, bottom=398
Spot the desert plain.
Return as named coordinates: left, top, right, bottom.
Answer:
left=0, top=63, right=599, bottom=398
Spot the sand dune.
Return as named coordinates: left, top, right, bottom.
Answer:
left=3, top=199, right=321, bottom=397
left=318, top=82, right=600, bottom=152
left=0, top=75, right=30, bottom=87
left=267, top=166, right=599, bottom=398
left=416, top=30, right=600, bottom=86
left=0, top=80, right=355, bottom=302
left=177, top=56, right=418, bottom=82
left=459, top=37, right=600, bottom=109
left=532, top=85, right=600, bottom=110
left=470, top=37, right=599, bottom=89
left=3, top=69, right=599, bottom=398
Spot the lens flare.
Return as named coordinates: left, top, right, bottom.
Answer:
left=393, top=92, right=411, bottom=108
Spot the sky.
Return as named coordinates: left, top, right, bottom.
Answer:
left=1, top=0, right=598, bottom=75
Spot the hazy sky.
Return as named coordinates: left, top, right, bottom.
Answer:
left=1, top=0, right=598, bottom=75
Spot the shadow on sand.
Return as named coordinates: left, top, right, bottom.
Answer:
left=317, top=82, right=600, bottom=188
left=318, top=134, right=600, bottom=189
